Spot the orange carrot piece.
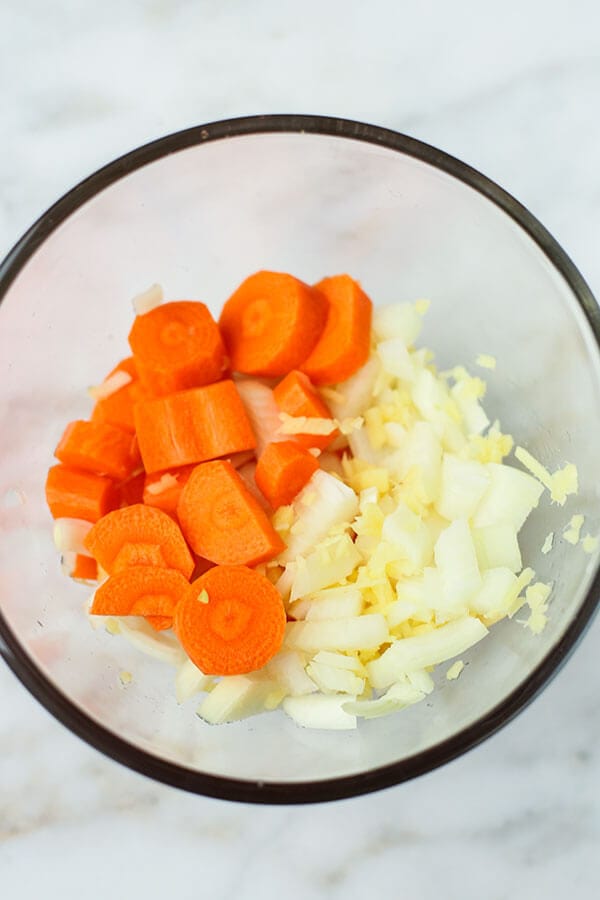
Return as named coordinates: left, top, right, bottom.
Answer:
left=55, top=420, right=142, bottom=482
left=134, top=380, right=256, bottom=474
left=71, top=554, right=98, bottom=582
left=85, top=504, right=194, bottom=578
left=128, top=301, right=226, bottom=396
left=91, top=357, right=143, bottom=433
left=45, top=464, right=119, bottom=522
left=146, top=616, right=173, bottom=631
left=142, top=465, right=195, bottom=517
left=255, top=441, right=319, bottom=508
left=175, top=565, right=286, bottom=675
left=301, top=275, right=372, bottom=384
left=118, top=470, right=146, bottom=507
left=112, top=542, right=167, bottom=573
left=272, top=370, right=338, bottom=450
left=236, top=460, right=272, bottom=514
left=90, top=566, right=188, bottom=617
left=177, top=460, right=284, bottom=566
left=219, top=271, right=327, bottom=376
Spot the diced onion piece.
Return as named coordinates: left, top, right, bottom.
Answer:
left=472, top=463, right=544, bottom=531
left=472, top=524, right=522, bottom=573
left=451, top=379, right=490, bottom=435
left=434, top=519, right=481, bottom=609
left=312, top=650, right=363, bottom=672
left=278, top=413, right=336, bottom=436
left=279, top=470, right=359, bottom=563
left=290, top=534, right=361, bottom=601
left=469, top=567, right=517, bottom=620
left=343, top=679, right=426, bottom=719
left=446, top=660, right=464, bottom=680
left=382, top=503, right=433, bottom=571
left=266, top=650, right=317, bottom=696
left=175, top=658, right=213, bottom=703
left=541, top=532, right=554, bottom=555
left=435, top=455, right=490, bottom=521
left=328, top=357, right=381, bottom=419
left=132, top=283, right=163, bottom=315
left=582, top=534, right=599, bottom=554
left=297, top=585, right=363, bottom=622
left=306, top=661, right=365, bottom=695
left=563, top=514, right=584, bottom=545
left=392, top=421, right=442, bottom=502
left=53, top=518, right=93, bottom=556
left=367, top=616, right=488, bottom=688
left=348, top=427, right=388, bottom=466
left=386, top=598, right=420, bottom=628
left=406, top=669, right=435, bottom=694
left=116, top=617, right=186, bottom=666
left=283, top=694, right=357, bottom=730
left=372, top=302, right=422, bottom=346
left=197, top=676, right=275, bottom=724
left=377, top=339, right=414, bottom=381
left=412, top=369, right=450, bottom=425
left=88, top=369, right=132, bottom=401
left=285, top=614, right=389, bottom=652
left=145, top=473, right=179, bottom=496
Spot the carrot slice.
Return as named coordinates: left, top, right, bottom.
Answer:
left=134, top=380, right=256, bottom=474
left=45, top=464, right=118, bottom=522
left=128, top=301, right=226, bottom=396
left=91, top=357, right=144, bottom=433
left=301, top=275, right=372, bottom=384
left=175, top=565, right=286, bottom=675
left=90, top=566, right=188, bottom=617
left=118, top=470, right=146, bottom=507
left=255, top=441, right=319, bottom=508
left=177, top=460, right=284, bottom=566
left=143, top=465, right=195, bottom=517
left=272, top=370, right=338, bottom=450
left=146, top=616, right=173, bottom=631
left=219, top=271, right=327, bottom=376
left=84, top=504, right=194, bottom=578
left=112, top=542, right=167, bottom=573
left=55, top=420, right=142, bottom=481
left=70, top=554, right=98, bottom=582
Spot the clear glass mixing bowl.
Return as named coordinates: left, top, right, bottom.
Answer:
left=1, top=115, right=599, bottom=803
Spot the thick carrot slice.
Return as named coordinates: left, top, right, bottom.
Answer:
left=70, top=554, right=98, bottom=582
left=146, top=616, right=173, bottom=631
left=273, top=370, right=338, bottom=450
left=219, top=271, right=327, bottom=376
left=45, top=464, right=119, bottom=522
left=85, top=504, right=194, bottom=578
left=175, top=565, right=286, bottom=675
left=301, top=275, right=372, bottom=384
left=118, top=470, right=146, bottom=507
left=255, top=441, right=319, bottom=508
left=112, top=542, right=167, bottom=573
left=134, top=380, right=256, bottom=474
left=91, top=358, right=144, bottom=433
left=128, top=301, right=226, bottom=396
left=177, top=461, right=284, bottom=566
left=143, top=465, right=195, bottom=517
left=55, top=420, right=142, bottom=482
left=90, top=566, right=188, bottom=617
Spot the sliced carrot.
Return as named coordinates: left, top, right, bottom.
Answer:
left=91, top=357, right=143, bottom=433
left=45, top=464, right=119, bottom=522
left=85, top=504, right=194, bottom=578
left=118, top=470, right=146, bottom=507
left=175, top=565, right=286, bottom=675
left=112, top=542, right=167, bottom=573
left=134, top=380, right=256, bottom=474
left=90, top=566, right=188, bottom=617
left=146, top=616, right=173, bottom=631
left=142, top=465, right=195, bottom=517
left=255, top=441, right=319, bottom=508
left=55, top=420, right=142, bottom=481
left=128, top=301, right=226, bottom=396
left=70, top=554, right=98, bottom=582
left=301, top=275, right=372, bottom=384
left=272, top=370, right=338, bottom=450
left=219, top=271, right=327, bottom=376
left=177, top=460, right=284, bottom=566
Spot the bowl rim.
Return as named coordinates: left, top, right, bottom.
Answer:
left=1, top=113, right=599, bottom=804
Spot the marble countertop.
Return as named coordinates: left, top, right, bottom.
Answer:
left=1, top=1, right=600, bottom=897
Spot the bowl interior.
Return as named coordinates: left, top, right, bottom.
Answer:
left=1, top=126, right=599, bottom=793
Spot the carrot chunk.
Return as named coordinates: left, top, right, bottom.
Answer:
left=134, top=380, right=256, bottom=474
left=219, top=271, right=326, bottom=376
left=84, top=504, right=194, bottom=578
left=301, top=275, right=372, bottom=384
left=129, top=301, right=226, bottom=396
left=112, top=542, right=167, bottom=573
left=90, top=566, right=188, bottom=617
left=272, top=370, right=338, bottom=450
left=142, top=465, right=195, bottom=516
left=55, top=420, right=142, bottom=481
left=255, top=441, right=319, bottom=508
left=45, top=464, right=118, bottom=522
left=118, top=470, right=146, bottom=507
left=70, top=554, right=98, bottom=582
left=175, top=565, right=286, bottom=675
left=91, top=357, right=144, bottom=433
left=146, top=616, right=173, bottom=631
left=177, top=460, right=284, bottom=566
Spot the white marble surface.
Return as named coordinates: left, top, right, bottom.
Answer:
left=1, top=1, right=600, bottom=897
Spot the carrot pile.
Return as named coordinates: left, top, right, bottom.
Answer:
left=45, top=271, right=372, bottom=672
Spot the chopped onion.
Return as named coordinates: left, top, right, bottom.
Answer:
left=236, top=379, right=284, bottom=455
left=290, top=534, right=361, bottom=600
left=469, top=567, right=517, bottom=620
left=279, top=470, right=359, bottom=563
left=434, top=518, right=481, bottom=609
left=472, top=523, right=522, bottom=573
left=285, top=614, right=389, bottom=652
left=343, top=679, right=426, bottom=719
left=116, top=617, right=186, bottom=666
left=377, top=338, right=415, bottom=381
left=382, top=503, right=433, bottom=571
left=197, top=675, right=276, bottom=724
left=472, top=463, right=544, bottom=531
left=283, top=694, right=357, bottom=730
left=435, top=454, right=490, bottom=521
left=175, top=658, right=214, bottom=703
left=266, top=650, right=317, bottom=696
left=328, top=357, right=381, bottom=419
left=132, top=283, right=163, bottom=315
left=305, top=661, right=365, bottom=695
left=53, top=518, right=93, bottom=556
left=88, top=369, right=132, bottom=401
left=292, top=585, right=363, bottom=622
left=563, top=514, right=584, bottom=545
left=372, top=302, right=423, bottom=345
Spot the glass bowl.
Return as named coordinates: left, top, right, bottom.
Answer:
left=1, top=115, right=599, bottom=804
